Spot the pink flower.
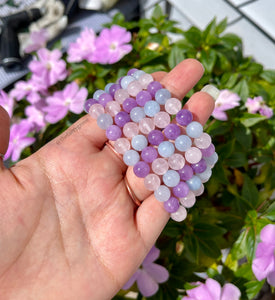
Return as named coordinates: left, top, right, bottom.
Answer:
left=0, top=90, right=14, bottom=117
left=259, top=104, right=273, bottom=118
left=182, top=278, right=241, bottom=300
left=252, top=224, right=275, bottom=286
left=123, top=246, right=169, bottom=297
left=44, top=81, right=88, bottom=123
left=24, top=29, right=48, bottom=53
left=94, top=25, right=132, bottom=64
left=245, top=96, right=273, bottom=119
left=25, top=100, right=47, bottom=132
left=212, top=89, right=241, bottom=121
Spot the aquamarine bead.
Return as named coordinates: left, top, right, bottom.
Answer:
left=144, top=100, right=160, bottom=117
left=121, top=76, right=136, bottom=89
left=123, top=149, right=140, bottom=166
left=197, top=167, right=212, bottom=183
left=154, top=185, right=171, bottom=202
left=186, top=175, right=202, bottom=191
left=175, top=135, right=192, bottom=152
left=97, top=113, right=113, bottom=130
left=105, top=82, right=114, bottom=93
left=130, top=107, right=146, bottom=123
left=93, top=89, right=105, bottom=100
left=158, top=141, right=175, bottom=157
left=132, top=70, right=146, bottom=80
left=163, top=170, right=180, bottom=187
left=186, top=121, right=203, bottom=138
left=204, top=152, right=218, bottom=167
left=155, top=88, right=171, bottom=105
left=131, top=134, right=148, bottom=151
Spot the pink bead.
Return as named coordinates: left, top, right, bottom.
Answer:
left=179, top=191, right=196, bottom=208
left=165, top=98, right=182, bottom=115
left=152, top=158, right=169, bottom=175
left=194, top=133, right=212, bottom=149
left=127, top=81, right=143, bottom=97
left=114, top=138, right=130, bottom=154
left=105, top=101, right=121, bottom=117
left=123, top=122, right=139, bottom=138
left=138, top=73, right=154, bottom=89
left=185, top=147, right=202, bottom=164
left=154, top=111, right=171, bottom=128
left=89, top=103, right=105, bottom=119
left=168, top=153, right=185, bottom=170
left=144, top=174, right=161, bottom=191
left=193, top=184, right=204, bottom=196
left=170, top=205, right=187, bottom=222
left=114, top=89, right=129, bottom=104
left=139, top=117, right=155, bottom=134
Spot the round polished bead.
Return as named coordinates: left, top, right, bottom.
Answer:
left=93, top=89, right=105, bottom=100
left=147, top=81, right=163, bottom=97
left=131, top=134, right=148, bottom=151
left=109, top=83, right=120, bottom=97
left=89, top=103, right=104, bottom=119
left=172, top=181, right=189, bottom=198
left=144, top=100, right=160, bottom=117
left=114, top=89, right=129, bottom=104
left=171, top=205, right=187, bottom=222
left=115, top=111, right=131, bottom=127
left=138, top=73, right=154, bottom=89
left=163, top=123, right=181, bottom=140
left=193, top=184, right=204, bottom=196
left=139, top=118, right=155, bottom=134
left=123, top=122, right=139, bottom=138
left=136, top=90, right=152, bottom=106
left=164, top=197, right=180, bottom=213
left=155, top=88, right=171, bottom=105
left=144, top=174, right=161, bottom=191
left=168, top=153, right=185, bottom=170
left=186, top=175, right=202, bottom=191
left=132, top=70, right=146, bottom=80
left=122, top=97, right=137, bottom=113
left=105, top=82, right=114, bottom=93
left=179, top=191, right=196, bottom=208
left=98, top=93, right=113, bottom=107
left=97, top=113, right=113, bottom=130
left=185, top=147, right=202, bottom=164
left=197, top=167, right=212, bottom=183
left=133, top=161, right=150, bottom=178
left=152, top=158, right=169, bottom=175
left=194, top=133, right=212, bottom=149
left=84, top=98, right=97, bottom=113
left=191, top=158, right=207, bottom=174
left=154, top=185, right=171, bottom=202
left=158, top=141, right=175, bottom=158
left=123, top=149, right=140, bottom=166
left=204, top=152, right=218, bottom=167
left=154, top=111, right=171, bottom=128
left=176, top=109, right=193, bottom=126
left=141, top=146, right=158, bottom=163
left=105, top=101, right=121, bottom=117
left=130, top=107, right=146, bottom=123
left=127, top=68, right=138, bottom=76
left=121, top=76, right=136, bottom=89
left=163, top=170, right=180, bottom=187
left=117, top=76, right=123, bottom=86
left=127, top=81, right=143, bottom=97
left=165, top=98, right=182, bottom=115
left=106, top=125, right=122, bottom=141
left=148, top=130, right=164, bottom=145
left=114, top=138, right=130, bottom=154
left=178, top=164, right=193, bottom=181
left=175, top=135, right=192, bottom=152
left=201, top=143, right=215, bottom=157
left=186, top=121, right=203, bottom=138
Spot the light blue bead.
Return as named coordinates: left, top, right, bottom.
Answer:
left=105, top=83, right=114, bottom=93
left=144, top=100, right=160, bottom=117
left=93, top=89, right=105, bottom=100
left=186, top=175, right=202, bottom=191
left=163, top=170, right=180, bottom=187
left=97, top=113, right=113, bottom=130
left=204, top=152, right=218, bottom=167
left=186, top=121, right=203, bottom=138
left=175, top=135, right=192, bottom=152
left=123, top=150, right=140, bottom=166
left=155, top=88, right=171, bottom=105
left=131, top=134, right=148, bottom=151
left=197, top=167, right=212, bottom=183
left=121, top=76, right=136, bottom=89
left=154, top=185, right=171, bottom=202
left=130, top=107, right=146, bottom=123
left=158, top=141, right=175, bottom=157
left=132, top=70, right=146, bottom=80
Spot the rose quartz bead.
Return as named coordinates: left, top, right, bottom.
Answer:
left=89, top=103, right=105, bottom=119
left=185, top=147, right=202, bottom=164
left=123, top=122, right=139, bottom=138
left=114, top=138, right=130, bottom=154
left=105, top=101, right=121, bottom=117
left=194, top=133, right=212, bottom=149
left=138, top=73, right=154, bottom=89
left=193, top=184, right=204, bottom=196
left=139, top=117, right=155, bottom=134
left=171, top=205, right=187, bottom=222
left=114, top=89, right=129, bottom=104
left=144, top=174, right=161, bottom=191
left=165, top=98, right=182, bottom=115
left=152, top=158, right=169, bottom=175
left=127, top=81, right=143, bottom=97
left=179, top=191, right=196, bottom=208
left=154, top=111, right=171, bottom=128
left=168, top=153, right=185, bottom=170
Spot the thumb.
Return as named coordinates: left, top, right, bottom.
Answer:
left=0, top=105, right=10, bottom=163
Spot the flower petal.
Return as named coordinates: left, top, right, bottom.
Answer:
left=187, top=283, right=213, bottom=300
left=221, top=283, right=241, bottom=300
left=260, top=224, right=275, bottom=245
left=122, top=269, right=140, bottom=290
left=142, top=246, right=160, bottom=265
left=145, top=263, right=169, bottom=283
left=205, top=278, right=221, bottom=300
left=136, top=269, right=159, bottom=297
left=267, top=271, right=275, bottom=287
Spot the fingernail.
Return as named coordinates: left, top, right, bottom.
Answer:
left=201, top=85, right=220, bottom=101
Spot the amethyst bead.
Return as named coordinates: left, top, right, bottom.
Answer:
left=172, top=181, right=189, bottom=198
left=133, top=161, right=150, bottom=178
left=122, top=97, right=138, bottom=113
left=201, top=143, right=215, bottom=157
left=136, top=90, right=152, bottom=106
left=141, top=146, right=158, bottom=163
left=176, top=109, right=193, bottom=126
left=127, top=68, right=139, bottom=76
left=178, top=164, right=194, bottom=181
left=115, top=111, right=131, bottom=127
left=191, top=159, right=207, bottom=174
left=163, top=123, right=181, bottom=140
left=106, top=125, right=122, bottom=141
left=109, top=83, right=121, bottom=97
left=148, top=130, right=165, bottom=146
left=164, top=197, right=180, bottom=213
left=98, top=93, right=113, bottom=107
left=147, top=81, right=163, bottom=97
left=84, top=98, right=97, bottom=113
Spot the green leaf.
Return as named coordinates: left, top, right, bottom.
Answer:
left=194, top=223, right=227, bottom=239
left=234, top=125, right=252, bottom=149
left=265, top=201, right=275, bottom=221
left=202, top=19, right=218, bottom=45
left=151, top=4, right=164, bottom=20
left=216, top=18, right=227, bottom=34
left=183, top=27, right=202, bottom=47
left=241, top=62, right=263, bottom=76
left=233, top=78, right=249, bottom=100
left=220, top=33, right=242, bottom=49
left=184, top=234, right=199, bottom=263
left=241, top=175, right=259, bottom=208
left=201, top=49, right=217, bottom=73
left=198, top=238, right=221, bottom=259
left=139, top=49, right=163, bottom=64
left=240, top=113, right=267, bottom=127
left=231, top=230, right=247, bottom=260
left=225, top=152, right=247, bottom=168
left=260, top=69, right=275, bottom=84
left=168, top=45, right=185, bottom=69
left=221, top=73, right=239, bottom=88
left=245, top=280, right=265, bottom=300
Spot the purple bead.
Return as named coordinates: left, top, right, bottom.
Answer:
left=178, top=165, right=194, bottom=181
left=98, top=93, right=113, bottom=107
left=141, top=146, right=158, bottom=163
left=191, top=159, right=207, bottom=174
left=172, top=181, right=189, bottom=198
left=109, top=84, right=120, bottom=97
left=122, top=97, right=138, bottom=113
left=118, top=76, right=124, bottom=86
left=106, top=125, right=122, bottom=141
left=133, top=161, right=150, bottom=178
left=164, top=197, right=180, bottom=213
left=201, top=143, right=215, bottom=157
left=148, top=130, right=164, bottom=146
left=115, top=111, right=131, bottom=127
left=127, top=68, right=138, bottom=76
left=84, top=98, right=97, bottom=113
left=163, top=124, right=181, bottom=140
left=176, top=109, right=193, bottom=126
left=147, top=81, right=163, bottom=97
left=136, top=90, right=152, bottom=106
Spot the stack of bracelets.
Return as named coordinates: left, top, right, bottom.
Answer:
left=84, top=68, right=219, bottom=222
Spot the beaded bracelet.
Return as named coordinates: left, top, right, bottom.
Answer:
left=84, top=68, right=219, bottom=222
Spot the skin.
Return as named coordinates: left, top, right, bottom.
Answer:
left=0, top=59, right=214, bottom=300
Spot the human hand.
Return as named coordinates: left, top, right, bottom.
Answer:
left=0, top=59, right=215, bottom=300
